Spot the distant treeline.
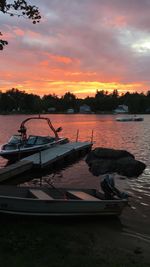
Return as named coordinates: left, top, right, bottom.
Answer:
left=0, top=88, right=150, bottom=114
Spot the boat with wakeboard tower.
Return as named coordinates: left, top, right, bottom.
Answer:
left=0, top=116, right=69, bottom=161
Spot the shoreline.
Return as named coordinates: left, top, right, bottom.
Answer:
left=0, top=212, right=150, bottom=267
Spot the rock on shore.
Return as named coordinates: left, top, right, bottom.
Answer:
left=86, top=147, right=146, bottom=177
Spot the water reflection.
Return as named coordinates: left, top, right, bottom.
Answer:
left=0, top=114, right=150, bottom=214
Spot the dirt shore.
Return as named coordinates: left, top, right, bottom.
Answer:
left=0, top=205, right=150, bottom=267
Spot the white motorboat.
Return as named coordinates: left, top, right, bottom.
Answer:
left=0, top=116, right=69, bottom=161
left=116, top=116, right=144, bottom=122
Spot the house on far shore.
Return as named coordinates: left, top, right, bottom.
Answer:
left=48, top=107, right=56, bottom=113
left=114, top=104, right=129, bottom=114
left=67, top=108, right=75, bottom=114
left=79, top=104, right=91, bottom=113
left=145, top=107, right=150, bottom=113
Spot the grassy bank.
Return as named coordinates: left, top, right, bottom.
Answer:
left=0, top=216, right=149, bottom=267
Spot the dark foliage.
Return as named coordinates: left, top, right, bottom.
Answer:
left=0, top=88, right=150, bottom=114
left=0, top=0, right=41, bottom=49
left=0, top=31, right=8, bottom=50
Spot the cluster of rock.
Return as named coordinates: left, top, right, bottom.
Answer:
left=86, top=147, right=146, bottom=178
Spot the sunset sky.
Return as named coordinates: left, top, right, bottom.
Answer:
left=1, top=0, right=150, bottom=98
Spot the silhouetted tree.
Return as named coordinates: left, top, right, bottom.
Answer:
left=95, top=90, right=112, bottom=112
left=84, top=96, right=95, bottom=111
left=22, top=93, right=41, bottom=113
left=42, top=94, right=59, bottom=112
left=61, top=92, right=77, bottom=111
left=0, top=0, right=41, bottom=50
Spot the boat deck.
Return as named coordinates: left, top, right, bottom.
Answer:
left=0, top=141, right=92, bottom=183
left=67, top=190, right=101, bottom=201
left=29, top=189, right=54, bottom=200
left=23, top=141, right=92, bottom=167
left=29, top=189, right=101, bottom=201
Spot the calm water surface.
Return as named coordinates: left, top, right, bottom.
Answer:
left=0, top=114, right=150, bottom=237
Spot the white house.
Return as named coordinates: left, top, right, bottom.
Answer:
left=67, top=108, right=74, bottom=114
left=48, top=107, right=56, bottom=113
left=79, top=104, right=91, bottom=113
left=114, top=104, right=129, bottom=114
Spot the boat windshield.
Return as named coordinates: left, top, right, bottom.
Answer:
left=27, top=136, right=55, bottom=145
left=35, top=136, right=55, bottom=145
left=8, top=135, right=22, bottom=144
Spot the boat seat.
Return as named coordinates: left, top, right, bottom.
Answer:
left=67, top=190, right=100, bottom=201
left=29, top=189, right=53, bottom=200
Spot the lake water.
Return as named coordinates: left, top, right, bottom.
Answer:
left=0, top=114, right=150, bottom=238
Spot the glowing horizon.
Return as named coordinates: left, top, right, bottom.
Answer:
left=0, top=80, right=147, bottom=98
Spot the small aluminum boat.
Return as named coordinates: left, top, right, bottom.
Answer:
left=0, top=186, right=128, bottom=217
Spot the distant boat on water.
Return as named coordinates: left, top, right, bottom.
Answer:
left=116, top=115, right=144, bottom=122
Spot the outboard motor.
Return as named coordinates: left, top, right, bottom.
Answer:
left=101, top=174, right=128, bottom=200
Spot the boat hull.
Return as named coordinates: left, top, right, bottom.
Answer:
left=116, top=117, right=143, bottom=122
left=0, top=138, right=69, bottom=161
left=0, top=187, right=128, bottom=217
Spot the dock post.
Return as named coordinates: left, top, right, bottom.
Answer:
left=76, top=129, right=79, bottom=142
left=18, top=147, right=20, bottom=161
left=39, top=150, right=43, bottom=186
left=91, top=130, right=94, bottom=143
left=39, top=150, right=42, bottom=167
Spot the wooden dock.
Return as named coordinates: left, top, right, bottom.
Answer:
left=0, top=160, right=33, bottom=183
left=0, top=141, right=92, bottom=183
left=23, top=141, right=92, bottom=168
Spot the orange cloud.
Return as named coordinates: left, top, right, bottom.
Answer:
left=39, top=61, right=49, bottom=67
left=43, top=53, right=75, bottom=65
left=51, top=55, right=73, bottom=64
left=104, top=15, right=127, bottom=28
left=13, top=28, right=25, bottom=36
left=0, top=76, right=146, bottom=98
left=65, top=71, right=97, bottom=77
